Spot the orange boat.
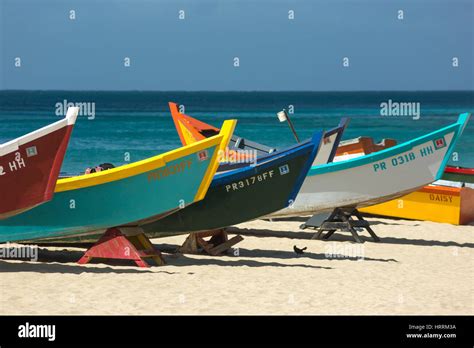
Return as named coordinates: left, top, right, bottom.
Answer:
left=335, top=136, right=397, bottom=160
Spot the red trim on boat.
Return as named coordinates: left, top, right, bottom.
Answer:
left=445, top=166, right=474, bottom=175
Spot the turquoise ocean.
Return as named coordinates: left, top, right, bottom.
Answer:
left=0, top=91, right=472, bottom=174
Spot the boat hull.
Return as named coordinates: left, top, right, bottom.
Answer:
left=360, top=185, right=474, bottom=225
left=442, top=167, right=474, bottom=184
left=142, top=133, right=322, bottom=236
left=0, top=149, right=216, bottom=242
left=271, top=114, right=469, bottom=218
left=0, top=109, right=77, bottom=219
left=0, top=120, right=236, bottom=243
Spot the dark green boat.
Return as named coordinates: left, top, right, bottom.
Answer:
left=142, top=131, right=323, bottom=235
left=442, top=166, right=474, bottom=184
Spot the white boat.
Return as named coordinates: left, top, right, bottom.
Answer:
left=270, top=113, right=471, bottom=217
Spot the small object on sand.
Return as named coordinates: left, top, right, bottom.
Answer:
left=293, top=245, right=307, bottom=255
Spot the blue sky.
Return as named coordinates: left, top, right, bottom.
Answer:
left=1, top=0, right=472, bottom=91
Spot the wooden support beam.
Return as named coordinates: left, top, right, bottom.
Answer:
left=209, top=235, right=244, bottom=255
left=179, top=229, right=243, bottom=255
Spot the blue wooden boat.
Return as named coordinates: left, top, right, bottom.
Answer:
left=0, top=120, right=237, bottom=243
left=141, top=131, right=324, bottom=235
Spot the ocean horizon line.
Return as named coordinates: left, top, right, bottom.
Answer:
left=1, top=89, right=474, bottom=93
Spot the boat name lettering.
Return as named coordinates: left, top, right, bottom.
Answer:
left=429, top=193, right=453, bottom=203
left=147, top=160, right=192, bottom=181
left=225, top=170, right=275, bottom=192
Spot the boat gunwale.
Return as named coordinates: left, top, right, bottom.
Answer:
left=0, top=107, right=79, bottom=156
left=309, top=113, right=470, bottom=177
left=55, top=126, right=230, bottom=193
left=445, top=166, right=474, bottom=175
left=211, top=133, right=320, bottom=187
left=419, top=185, right=462, bottom=195
left=170, top=100, right=348, bottom=166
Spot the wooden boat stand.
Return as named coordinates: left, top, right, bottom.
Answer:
left=179, top=229, right=244, bottom=256
left=301, top=207, right=380, bottom=243
left=78, top=227, right=165, bottom=267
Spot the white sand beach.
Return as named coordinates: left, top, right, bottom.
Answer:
left=0, top=217, right=472, bottom=315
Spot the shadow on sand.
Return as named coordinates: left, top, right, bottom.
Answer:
left=236, top=248, right=396, bottom=263
left=226, top=227, right=316, bottom=240
left=0, top=248, right=160, bottom=274
left=0, top=246, right=333, bottom=272
left=169, top=254, right=333, bottom=269
left=229, top=227, right=474, bottom=249
left=159, top=243, right=395, bottom=264
left=262, top=216, right=310, bottom=223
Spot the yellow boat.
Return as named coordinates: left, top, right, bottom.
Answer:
left=360, top=185, right=474, bottom=225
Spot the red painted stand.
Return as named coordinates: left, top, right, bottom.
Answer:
left=77, top=227, right=165, bottom=267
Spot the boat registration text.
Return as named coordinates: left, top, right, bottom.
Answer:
left=0, top=152, right=28, bottom=177
left=372, top=144, right=438, bottom=173
left=225, top=169, right=276, bottom=192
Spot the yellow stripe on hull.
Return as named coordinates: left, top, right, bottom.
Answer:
left=193, top=119, right=236, bottom=201
left=179, top=122, right=201, bottom=144
left=55, top=120, right=236, bottom=193
left=360, top=186, right=462, bottom=225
